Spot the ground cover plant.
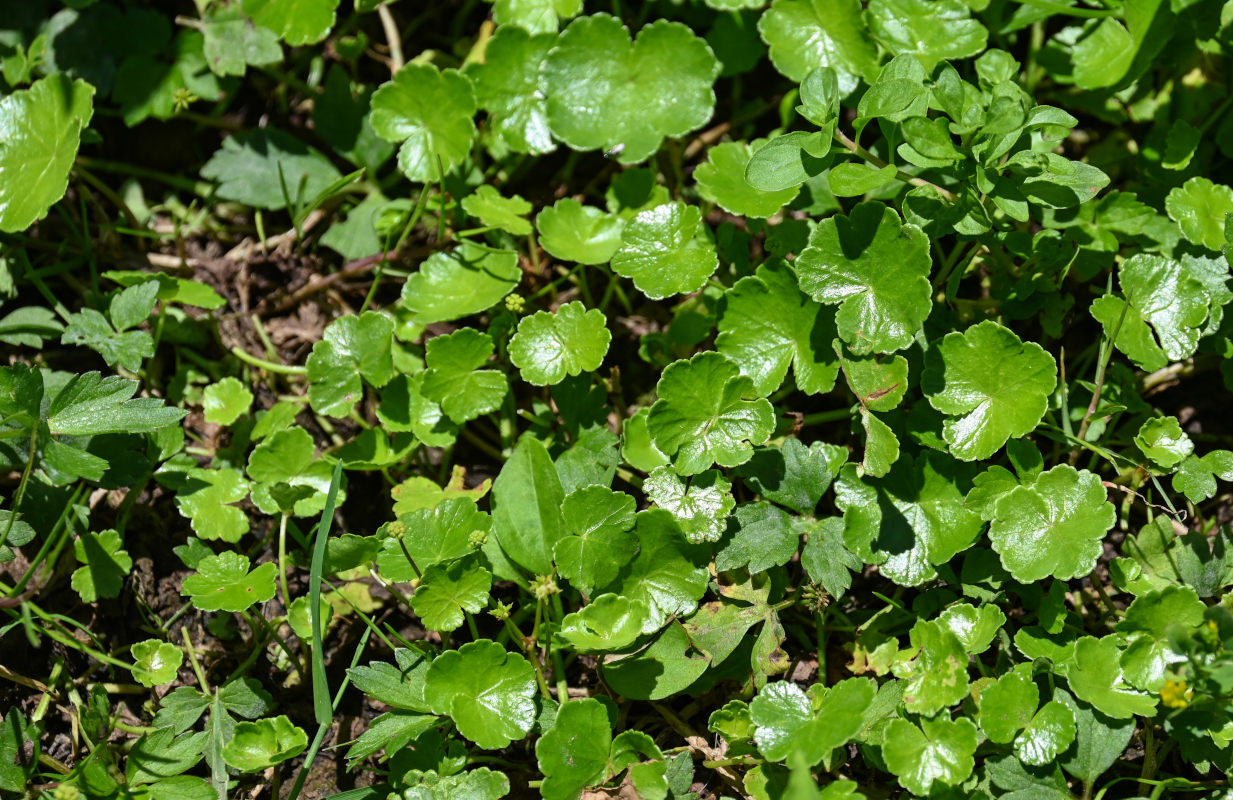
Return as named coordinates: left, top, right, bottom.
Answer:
left=1, top=0, right=1233, bottom=797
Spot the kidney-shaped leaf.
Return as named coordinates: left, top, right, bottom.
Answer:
left=424, top=640, right=537, bottom=750
left=610, top=203, right=719, bottom=300
left=371, top=63, right=477, bottom=182
left=221, top=715, right=307, bottom=772
left=509, top=302, right=611, bottom=386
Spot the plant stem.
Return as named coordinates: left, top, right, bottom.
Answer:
left=182, top=626, right=211, bottom=693
left=377, top=3, right=405, bottom=73
left=833, top=129, right=958, bottom=202
left=278, top=514, right=293, bottom=612
left=230, top=346, right=308, bottom=375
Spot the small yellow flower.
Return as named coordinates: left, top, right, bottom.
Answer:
left=504, top=293, right=526, bottom=313
left=1161, top=678, right=1193, bottom=709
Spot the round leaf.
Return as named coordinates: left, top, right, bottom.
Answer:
left=509, top=302, right=611, bottom=386
left=757, top=0, right=878, bottom=89
left=424, top=640, right=537, bottom=750
left=181, top=551, right=277, bottom=613
left=370, top=64, right=477, bottom=182
left=610, top=202, right=719, bottom=300
left=463, top=26, right=556, bottom=154
left=882, top=717, right=978, bottom=796
left=1165, top=177, right=1233, bottom=251
left=535, top=698, right=612, bottom=800
left=695, top=141, right=800, bottom=218
left=400, top=242, right=521, bottom=324
left=221, top=715, right=307, bottom=772
left=536, top=199, right=624, bottom=264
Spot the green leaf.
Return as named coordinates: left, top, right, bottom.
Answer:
left=716, top=502, right=799, bottom=574
left=306, top=311, right=396, bottom=418
left=420, top=328, right=508, bottom=424
left=554, top=486, right=637, bottom=595
left=866, top=0, right=988, bottom=71
left=130, top=639, right=184, bottom=687
left=613, top=510, right=710, bottom=631
left=182, top=552, right=277, bottom=613
left=978, top=670, right=1038, bottom=744
left=542, top=14, right=719, bottom=163
left=800, top=517, right=861, bottom=599
left=241, top=0, right=337, bottom=45
left=736, top=439, right=836, bottom=516
left=463, top=27, right=556, bottom=154
left=200, top=129, right=342, bottom=211
left=371, top=64, right=477, bottom=182
left=750, top=678, right=875, bottom=766
left=988, top=464, right=1115, bottom=582
left=1016, top=700, right=1077, bottom=767
left=834, top=453, right=982, bottom=587
left=898, top=618, right=970, bottom=715
left=827, top=162, right=897, bottom=197
left=610, top=202, right=719, bottom=300
left=535, top=698, right=611, bottom=800
left=1065, top=636, right=1157, bottom=719
left=61, top=309, right=153, bottom=372
left=1166, top=177, right=1233, bottom=251
left=644, top=466, right=735, bottom=544
left=695, top=141, right=800, bottom=218
left=221, top=715, right=307, bottom=771
left=379, top=497, right=491, bottom=576
left=744, top=131, right=833, bottom=192
left=174, top=468, right=252, bottom=543
left=647, top=352, right=775, bottom=475
left=248, top=427, right=341, bottom=516
left=715, top=260, right=840, bottom=396
left=556, top=594, right=649, bottom=652
left=793, top=202, right=932, bottom=355
left=202, top=378, right=253, bottom=426
left=882, top=717, right=978, bottom=796
left=509, top=302, right=611, bottom=386
left=922, top=320, right=1057, bottom=462
left=757, top=0, right=878, bottom=88
left=1172, top=450, right=1233, bottom=504
left=937, top=602, right=1005, bottom=654
left=837, top=345, right=909, bottom=412
left=126, top=727, right=205, bottom=784
left=201, top=7, right=283, bottom=76
left=400, top=243, right=521, bottom=324
left=411, top=558, right=492, bottom=632
left=1134, top=416, right=1193, bottom=468
left=346, top=649, right=433, bottom=713
left=0, top=306, right=64, bottom=348
left=1056, top=688, right=1136, bottom=785
left=71, top=529, right=133, bottom=603
left=488, top=0, right=582, bottom=34
left=0, top=75, right=95, bottom=233
left=602, top=620, right=709, bottom=700
left=858, top=409, right=899, bottom=478
left=378, top=374, right=458, bottom=447
left=1116, top=585, right=1205, bottom=690
left=492, top=435, right=566, bottom=576
left=535, top=199, right=624, bottom=265
left=1089, top=253, right=1211, bottom=372
left=461, top=185, right=533, bottom=236
left=423, top=640, right=536, bottom=750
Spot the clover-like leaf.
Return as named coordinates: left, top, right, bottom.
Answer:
left=882, top=717, right=978, bottom=796
left=1166, top=177, right=1233, bottom=252
left=182, top=551, right=277, bottom=613
left=647, top=352, right=775, bottom=475
left=1089, top=254, right=1211, bottom=372
left=535, top=199, right=624, bottom=265
left=554, top=486, right=638, bottom=594
left=644, top=467, right=736, bottom=544
left=834, top=453, right=982, bottom=587
left=1016, top=700, right=1077, bottom=767
left=1134, top=416, right=1193, bottom=469
left=757, top=0, right=878, bottom=90
left=0, top=75, right=95, bottom=233
left=612, top=510, right=710, bottom=631
left=988, top=464, right=1115, bottom=582
left=401, top=242, right=521, bottom=324
left=423, top=640, right=536, bottom=750
left=716, top=261, right=840, bottom=397
left=200, top=129, right=342, bottom=211
left=1065, top=636, right=1157, bottom=719
left=922, top=320, right=1057, bottom=462
left=695, top=141, right=800, bottom=218
left=866, top=0, right=987, bottom=71
left=937, top=602, right=1005, bottom=654
left=750, top=678, right=875, bottom=766
left=202, top=377, right=253, bottom=426
left=1172, top=450, right=1233, bottom=504
left=130, top=639, right=183, bottom=687
left=464, top=26, right=555, bottom=154
left=421, top=328, right=508, bottom=424
left=71, top=530, right=133, bottom=603
left=201, top=7, right=283, bottom=76
left=411, top=558, right=492, bottom=633
left=174, top=468, right=251, bottom=543
left=221, top=715, right=307, bottom=772
left=306, top=311, right=395, bottom=418
left=536, top=698, right=612, bottom=800
left=899, top=619, right=970, bottom=715
left=556, top=594, right=649, bottom=652
left=610, top=203, right=719, bottom=300
left=509, top=302, right=611, bottom=386
left=461, top=185, right=533, bottom=236
left=247, top=427, right=339, bottom=517
left=1116, top=585, right=1205, bottom=691
left=542, top=14, right=719, bottom=164
left=371, top=64, right=477, bottom=181
left=793, top=202, right=932, bottom=355
left=979, top=670, right=1038, bottom=744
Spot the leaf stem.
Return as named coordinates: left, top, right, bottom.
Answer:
left=377, top=3, right=405, bottom=73
left=229, top=346, right=308, bottom=375
left=832, top=129, right=957, bottom=202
